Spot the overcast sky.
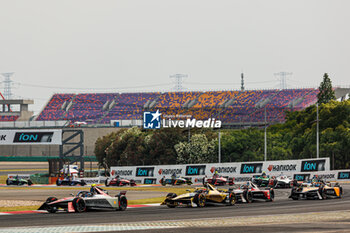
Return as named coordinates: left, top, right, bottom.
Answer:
left=0, top=0, right=349, bottom=114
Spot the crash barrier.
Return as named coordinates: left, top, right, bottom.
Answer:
left=29, top=173, right=49, bottom=184
left=7, top=174, right=31, bottom=180
left=110, top=158, right=344, bottom=185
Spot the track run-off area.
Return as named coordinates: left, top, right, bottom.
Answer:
left=0, top=185, right=349, bottom=233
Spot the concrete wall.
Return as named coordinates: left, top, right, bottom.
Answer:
left=0, top=127, right=122, bottom=157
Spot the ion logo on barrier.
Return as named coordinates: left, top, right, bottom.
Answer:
left=144, top=178, right=157, bottom=184
left=13, top=132, right=53, bottom=143
left=136, top=167, right=154, bottom=177
left=301, top=160, right=325, bottom=172
left=240, top=163, right=263, bottom=174
left=338, top=172, right=350, bottom=179
left=293, top=174, right=310, bottom=181
left=143, top=110, right=161, bottom=129
left=185, top=165, right=206, bottom=176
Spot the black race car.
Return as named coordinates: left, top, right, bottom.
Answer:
left=56, top=177, right=86, bottom=186
left=105, top=177, right=136, bottom=187
left=159, top=177, right=192, bottom=186
left=233, top=181, right=274, bottom=203
left=6, top=177, right=33, bottom=186
left=39, top=186, right=127, bottom=213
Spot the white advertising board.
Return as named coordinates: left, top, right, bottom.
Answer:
left=110, top=158, right=335, bottom=184
left=0, top=129, right=62, bottom=145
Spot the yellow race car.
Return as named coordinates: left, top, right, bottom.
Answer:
left=289, top=181, right=342, bottom=200
left=161, top=183, right=236, bottom=208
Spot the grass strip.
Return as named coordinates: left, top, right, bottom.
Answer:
left=0, top=196, right=174, bottom=212
left=0, top=169, right=48, bottom=172
left=0, top=205, right=41, bottom=212
left=0, top=175, right=6, bottom=184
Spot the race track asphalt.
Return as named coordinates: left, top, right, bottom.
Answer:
left=0, top=185, right=350, bottom=232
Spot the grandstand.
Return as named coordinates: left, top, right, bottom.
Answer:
left=32, top=88, right=322, bottom=126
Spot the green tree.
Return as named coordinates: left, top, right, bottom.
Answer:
left=106, top=127, right=146, bottom=166
left=317, top=73, right=336, bottom=104
left=144, top=128, right=187, bottom=165
left=94, top=131, right=123, bottom=167
left=175, top=134, right=217, bottom=164
left=221, top=129, right=264, bottom=162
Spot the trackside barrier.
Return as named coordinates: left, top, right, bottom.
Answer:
left=7, top=174, right=31, bottom=180
left=109, top=158, right=350, bottom=185
left=82, top=176, right=108, bottom=184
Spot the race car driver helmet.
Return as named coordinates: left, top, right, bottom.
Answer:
left=90, top=184, right=97, bottom=193
left=262, top=171, right=267, bottom=178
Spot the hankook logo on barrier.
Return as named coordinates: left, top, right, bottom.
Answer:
left=158, top=169, right=182, bottom=175
left=210, top=166, right=237, bottom=174
left=301, top=160, right=326, bottom=172
left=267, top=164, right=297, bottom=172
left=136, top=167, right=154, bottom=177
left=240, top=163, right=263, bottom=174
left=185, top=165, right=206, bottom=176
left=338, top=172, right=350, bottom=179
left=317, top=174, right=335, bottom=180
left=111, top=170, right=133, bottom=176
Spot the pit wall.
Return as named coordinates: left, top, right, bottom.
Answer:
left=110, top=158, right=350, bottom=185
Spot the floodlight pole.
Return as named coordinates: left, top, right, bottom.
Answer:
left=218, top=128, right=221, bottom=163
left=218, top=111, right=221, bottom=163
left=316, top=103, right=319, bottom=158
left=264, top=107, right=267, bottom=161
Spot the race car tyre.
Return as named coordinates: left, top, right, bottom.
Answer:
left=227, top=192, right=236, bottom=206
left=27, top=180, right=33, bottom=186
left=73, top=197, right=86, bottom=213
left=273, top=180, right=277, bottom=188
left=130, top=180, right=136, bottom=186
left=166, top=203, right=176, bottom=208
left=80, top=180, right=86, bottom=186
left=228, top=178, right=234, bottom=186
left=6, top=179, right=9, bottom=185
left=290, top=189, right=299, bottom=200
left=340, top=187, right=343, bottom=197
left=105, top=179, right=110, bottom=187
left=118, top=195, right=127, bottom=211
left=244, top=191, right=253, bottom=203
left=56, top=180, right=61, bottom=186
left=45, top=197, right=58, bottom=213
left=268, top=189, right=274, bottom=202
left=194, top=193, right=206, bottom=207
left=319, top=187, right=327, bottom=200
